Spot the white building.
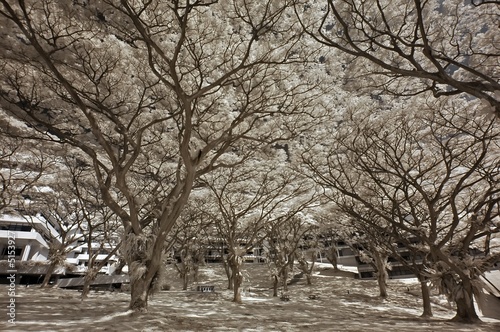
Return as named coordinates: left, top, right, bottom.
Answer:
left=0, top=211, right=120, bottom=284
left=67, top=241, right=120, bottom=275
left=0, top=213, right=59, bottom=262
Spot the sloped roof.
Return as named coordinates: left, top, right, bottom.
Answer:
left=482, top=270, right=500, bottom=297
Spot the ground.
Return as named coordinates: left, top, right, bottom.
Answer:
left=1, top=263, right=499, bottom=332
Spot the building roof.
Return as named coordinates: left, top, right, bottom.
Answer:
left=482, top=270, right=500, bottom=298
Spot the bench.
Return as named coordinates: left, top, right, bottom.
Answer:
left=196, top=285, right=215, bottom=293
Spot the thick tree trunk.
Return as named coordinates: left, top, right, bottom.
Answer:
left=419, top=277, right=432, bottom=318
left=125, top=233, right=165, bottom=312
left=129, top=276, right=150, bottom=312
left=128, top=256, right=163, bottom=312
left=451, top=279, right=480, bottom=323
left=82, top=254, right=98, bottom=299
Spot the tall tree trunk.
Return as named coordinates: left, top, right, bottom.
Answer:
left=182, top=271, right=189, bottom=291
left=418, top=276, right=432, bottom=318
left=233, top=272, right=243, bottom=303
left=41, top=260, right=58, bottom=288
left=373, top=252, right=388, bottom=298
left=306, top=251, right=316, bottom=285
left=125, top=233, right=164, bottom=312
left=227, top=275, right=234, bottom=290
left=272, top=275, right=279, bottom=297
left=305, top=273, right=312, bottom=285
left=175, top=261, right=189, bottom=291
left=282, top=266, right=289, bottom=292
left=326, top=245, right=339, bottom=271
left=451, top=279, right=480, bottom=323
left=128, top=256, right=164, bottom=312
left=81, top=253, right=98, bottom=299
left=375, top=272, right=388, bottom=298
left=81, top=279, right=91, bottom=299
left=129, top=276, right=151, bottom=311
left=82, top=243, right=122, bottom=300
left=193, top=264, right=199, bottom=283
left=229, top=254, right=243, bottom=303
left=222, top=258, right=233, bottom=290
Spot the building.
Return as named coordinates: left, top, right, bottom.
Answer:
left=0, top=211, right=120, bottom=284
left=320, top=239, right=422, bottom=280
left=66, top=241, right=120, bottom=275
left=0, top=212, right=63, bottom=283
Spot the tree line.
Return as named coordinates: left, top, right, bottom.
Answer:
left=0, top=0, right=499, bottom=323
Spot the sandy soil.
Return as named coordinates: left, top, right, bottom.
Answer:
left=1, top=264, right=499, bottom=332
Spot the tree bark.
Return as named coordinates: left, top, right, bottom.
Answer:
left=373, top=252, right=388, bottom=298
left=326, top=247, right=339, bottom=271
left=175, top=262, right=189, bottom=291
left=305, top=273, right=312, bottom=285
left=128, top=256, right=163, bottom=312
left=229, top=254, right=243, bottom=303
left=418, top=276, right=433, bottom=318
left=193, top=264, right=199, bottom=283
left=282, top=267, right=289, bottom=292
left=81, top=268, right=98, bottom=299
left=222, top=257, right=233, bottom=290
left=272, top=275, right=279, bottom=297
left=451, top=279, right=480, bottom=323
left=41, top=260, right=58, bottom=288
left=125, top=233, right=165, bottom=312
left=182, top=271, right=189, bottom=291
left=129, top=277, right=150, bottom=312
left=233, top=272, right=243, bottom=303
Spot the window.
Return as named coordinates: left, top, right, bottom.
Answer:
left=339, top=248, right=354, bottom=257
left=0, top=247, right=23, bottom=259
left=0, top=224, right=32, bottom=232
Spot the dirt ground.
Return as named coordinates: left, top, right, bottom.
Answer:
left=1, top=264, right=499, bottom=332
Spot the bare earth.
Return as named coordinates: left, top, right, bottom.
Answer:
left=1, top=264, right=499, bottom=332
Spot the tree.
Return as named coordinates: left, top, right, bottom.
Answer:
left=69, top=164, right=122, bottom=299
left=23, top=171, right=87, bottom=288
left=294, top=224, right=321, bottom=286
left=265, top=214, right=314, bottom=297
left=319, top=208, right=394, bottom=298
left=316, top=213, right=345, bottom=271
left=296, top=0, right=500, bottom=117
left=0, top=134, right=47, bottom=212
left=303, top=97, right=500, bottom=322
left=0, top=0, right=322, bottom=311
left=169, top=197, right=212, bottom=290
left=341, top=214, right=393, bottom=298
left=202, top=157, right=317, bottom=303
